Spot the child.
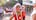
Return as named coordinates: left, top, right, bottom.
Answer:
left=10, top=3, right=22, bottom=20
left=22, top=5, right=26, bottom=20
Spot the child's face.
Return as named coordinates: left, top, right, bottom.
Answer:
left=22, top=6, right=25, bottom=10
left=16, top=6, right=20, bottom=11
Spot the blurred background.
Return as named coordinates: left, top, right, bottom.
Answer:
left=0, top=0, right=36, bottom=20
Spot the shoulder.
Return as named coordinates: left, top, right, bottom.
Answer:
left=31, top=9, right=36, bottom=16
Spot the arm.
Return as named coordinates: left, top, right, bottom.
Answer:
left=32, top=14, right=36, bottom=20
left=10, top=16, right=12, bottom=20
left=10, top=12, right=14, bottom=20
left=10, top=11, right=16, bottom=20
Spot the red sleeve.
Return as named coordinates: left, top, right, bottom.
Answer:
left=22, top=11, right=26, bottom=17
